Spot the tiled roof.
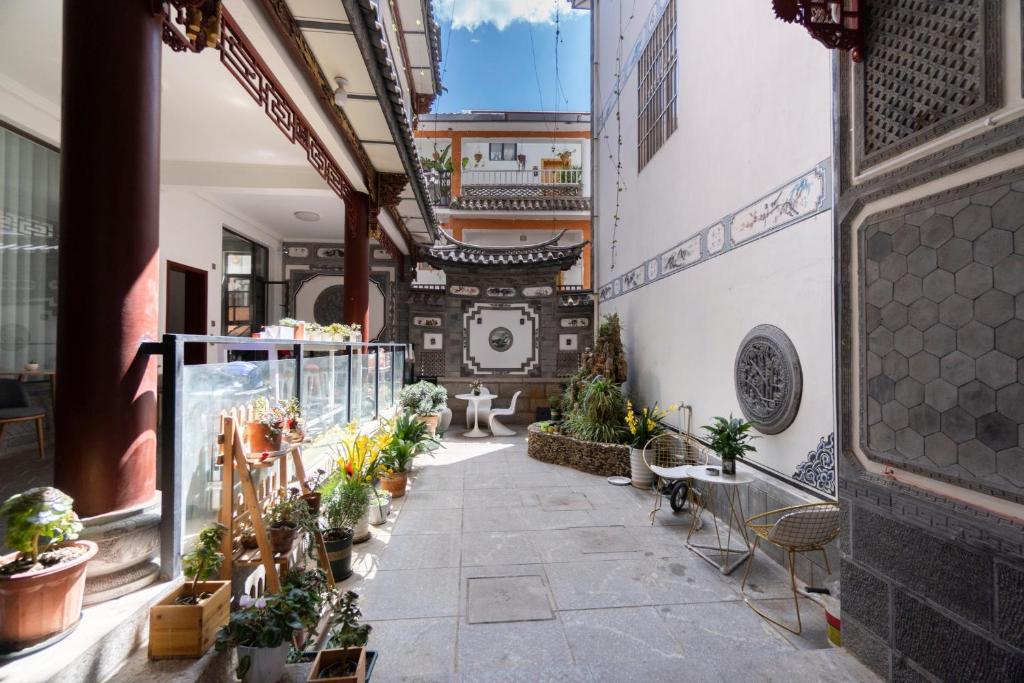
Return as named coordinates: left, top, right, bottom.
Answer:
left=449, top=196, right=592, bottom=211
left=422, top=231, right=587, bottom=270
left=349, top=0, right=438, bottom=239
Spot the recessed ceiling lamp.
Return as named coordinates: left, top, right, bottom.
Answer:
left=333, top=77, right=349, bottom=106
left=294, top=211, right=321, bottom=222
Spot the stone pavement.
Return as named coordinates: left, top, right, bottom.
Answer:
left=339, top=433, right=880, bottom=683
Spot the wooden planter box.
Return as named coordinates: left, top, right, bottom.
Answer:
left=308, top=647, right=367, bottom=683
left=148, top=581, right=231, bottom=659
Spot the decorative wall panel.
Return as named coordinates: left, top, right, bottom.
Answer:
left=853, top=0, right=1001, bottom=172
left=734, top=324, right=803, bottom=435
left=859, top=174, right=1024, bottom=501
left=462, top=302, right=541, bottom=376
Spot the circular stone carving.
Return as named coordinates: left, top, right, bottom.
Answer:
left=488, top=327, right=514, bottom=352
left=734, top=324, right=803, bottom=435
left=313, top=285, right=344, bottom=324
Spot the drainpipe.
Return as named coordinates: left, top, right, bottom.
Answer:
left=590, top=0, right=599, bottom=346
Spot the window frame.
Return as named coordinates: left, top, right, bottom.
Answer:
left=637, top=0, right=678, bottom=171
left=221, top=228, right=269, bottom=337
left=488, top=142, right=518, bottom=162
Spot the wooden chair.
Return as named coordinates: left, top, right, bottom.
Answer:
left=741, top=502, right=841, bottom=634
left=0, top=379, right=46, bottom=460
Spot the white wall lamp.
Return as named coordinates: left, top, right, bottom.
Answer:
left=333, top=77, right=349, bottom=106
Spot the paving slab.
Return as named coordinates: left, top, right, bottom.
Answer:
left=461, top=531, right=541, bottom=567
left=457, top=619, right=572, bottom=672
left=366, top=617, right=459, bottom=680
left=561, top=606, right=687, bottom=665
left=466, top=574, right=555, bottom=623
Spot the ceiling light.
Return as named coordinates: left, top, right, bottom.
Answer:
left=294, top=211, right=321, bottom=222
left=415, top=19, right=421, bottom=26
left=333, top=77, right=349, bottom=106
left=420, top=70, right=426, bottom=76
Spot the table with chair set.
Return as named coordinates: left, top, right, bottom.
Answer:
left=455, top=386, right=521, bottom=438
left=643, top=431, right=841, bottom=634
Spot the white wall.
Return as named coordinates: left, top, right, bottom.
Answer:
left=159, top=188, right=283, bottom=360
left=593, top=0, right=835, bottom=488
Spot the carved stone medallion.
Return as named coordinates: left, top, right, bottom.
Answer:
left=488, top=327, right=514, bottom=352
left=734, top=324, right=802, bottom=435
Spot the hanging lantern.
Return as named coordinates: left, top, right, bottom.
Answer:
left=772, top=0, right=865, bottom=62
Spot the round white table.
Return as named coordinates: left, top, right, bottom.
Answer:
left=456, top=392, right=496, bottom=438
left=652, top=463, right=755, bottom=575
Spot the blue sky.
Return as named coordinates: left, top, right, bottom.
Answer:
left=430, top=1, right=590, bottom=113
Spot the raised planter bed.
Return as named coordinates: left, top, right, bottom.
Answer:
left=526, top=423, right=630, bottom=477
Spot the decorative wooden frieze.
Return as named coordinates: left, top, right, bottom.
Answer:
left=772, top=0, right=864, bottom=62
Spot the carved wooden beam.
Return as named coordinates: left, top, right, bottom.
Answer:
left=773, top=0, right=865, bottom=62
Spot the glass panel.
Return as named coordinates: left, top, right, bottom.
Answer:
left=378, top=350, right=394, bottom=413
left=360, top=351, right=377, bottom=422
left=301, top=352, right=348, bottom=437
left=0, top=128, right=59, bottom=370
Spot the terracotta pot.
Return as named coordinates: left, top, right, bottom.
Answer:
left=246, top=422, right=282, bottom=453
left=0, top=540, right=97, bottom=653
left=323, top=529, right=354, bottom=581
left=418, top=414, right=439, bottom=437
left=301, top=491, right=322, bottom=515
left=268, top=523, right=298, bottom=554
left=380, top=471, right=407, bottom=499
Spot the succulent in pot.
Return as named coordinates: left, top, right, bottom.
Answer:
left=301, top=468, right=327, bottom=515
left=0, top=487, right=96, bottom=653
left=265, top=489, right=317, bottom=556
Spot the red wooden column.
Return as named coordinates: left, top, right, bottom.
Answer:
left=344, top=191, right=371, bottom=336
left=55, top=0, right=162, bottom=517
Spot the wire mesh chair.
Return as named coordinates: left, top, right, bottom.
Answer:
left=642, top=432, right=708, bottom=523
left=741, top=502, right=841, bottom=634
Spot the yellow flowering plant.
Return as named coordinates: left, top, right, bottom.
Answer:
left=624, top=401, right=677, bottom=449
left=332, top=422, right=392, bottom=483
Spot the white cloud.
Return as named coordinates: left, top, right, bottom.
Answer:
left=434, top=0, right=584, bottom=30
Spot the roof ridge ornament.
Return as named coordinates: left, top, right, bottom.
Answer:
left=439, top=230, right=571, bottom=252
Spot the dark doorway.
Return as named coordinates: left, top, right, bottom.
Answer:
left=166, top=261, right=208, bottom=365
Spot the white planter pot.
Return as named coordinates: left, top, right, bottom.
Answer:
left=279, top=327, right=295, bottom=340
left=368, top=495, right=391, bottom=525
left=237, top=642, right=290, bottom=683
left=353, top=509, right=370, bottom=542
left=630, top=447, right=654, bottom=489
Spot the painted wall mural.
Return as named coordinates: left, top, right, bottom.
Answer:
left=599, top=161, right=831, bottom=303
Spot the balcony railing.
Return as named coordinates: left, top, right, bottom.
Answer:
left=424, top=168, right=585, bottom=205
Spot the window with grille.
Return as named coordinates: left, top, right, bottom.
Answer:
left=637, top=0, right=678, bottom=171
left=488, top=142, right=518, bottom=161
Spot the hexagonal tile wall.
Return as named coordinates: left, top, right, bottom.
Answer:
left=860, top=183, right=1024, bottom=497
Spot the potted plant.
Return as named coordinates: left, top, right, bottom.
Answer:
left=348, top=323, right=362, bottom=343
left=548, top=394, right=563, bottom=422
left=149, top=523, right=230, bottom=659
left=516, top=153, right=526, bottom=169
left=265, top=490, right=315, bottom=555
left=379, top=412, right=438, bottom=498
left=280, top=567, right=332, bottom=649
left=699, top=415, right=757, bottom=476
left=473, top=152, right=483, bottom=165
left=367, top=491, right=391, bottom=526
left=470, top=379, right=482, bottom=396
left=23, top=360, right=39, bottom=372
left=0, top=487, right=96, bottom=653
left=247, top=397, right=284, bottom=453
left=214, top=590, right=305, bottom=683
left=331, top=423, right=390, bottom=543
left=302, top=468, right=327, bottom=515
left=320, top=474, right=369, bottom=581
left=308, top=591, right=372, bottom=683
left=398, top=381, right=447, bottom=436
left=624, top=401, right=673, bottom=488
left=282, top=397, right=304, bottom=442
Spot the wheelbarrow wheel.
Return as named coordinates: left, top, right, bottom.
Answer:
left=669, top=481, right=689, bottom=512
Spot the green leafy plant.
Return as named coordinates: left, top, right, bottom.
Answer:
left=699, top=415, right=758, bottom=461
left=398, top=381, right=448, bottom=416
left=251, top=396, right=285, bottom=435
left=215, top=590, right=305, bottom=678
left=381, top=411, right=440, bottom=473
left=0, top=487, right=83, bottom=574
left=180, top=523, right=227, bottom=604
left=278, top=318, right=299, bottom=328
left=325, top=591, right=371, bottom=649
left=563, top=377, right=628, bottom=444
left=320, top=471, right=370, bottom=537
left=280, top=567, right=332, bottom=632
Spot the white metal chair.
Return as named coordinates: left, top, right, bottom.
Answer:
left=741, top=502, right=841, bottom=634
left=487, top=390, right=521, bottom=436
left=642, top=432, right=707, bottom=522
left=465, top=386, right=493, bottom=429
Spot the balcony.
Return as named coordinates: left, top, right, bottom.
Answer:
left=424, top=168, right=586, bottom=208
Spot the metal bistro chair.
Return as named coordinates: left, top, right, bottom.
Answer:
left=643, top=432, right=708, bottom=524
left=741, top=502, right=841, bottom=634
left=0, top=379, right=46, bottom=460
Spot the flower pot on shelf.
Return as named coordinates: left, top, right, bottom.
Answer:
left=629, top=447, right=654, bottom=489
left=23, top=363, right=39, bottom=372
left=148, top=580, right=230, bottom=659
left=0, top=540, right=97, bottom=654
left=380, top=471, right=407, bottom=499
left=237, top=641, right=290, bottom=683
left=301, top=491, right=322, bottom=515
left=323, top=528, right=354, bottom=581
left=246, top=423, right=281, bottom=453
left=268, top=522, right=298, bottom=555
left=308, top=646, right=367, bottom=683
